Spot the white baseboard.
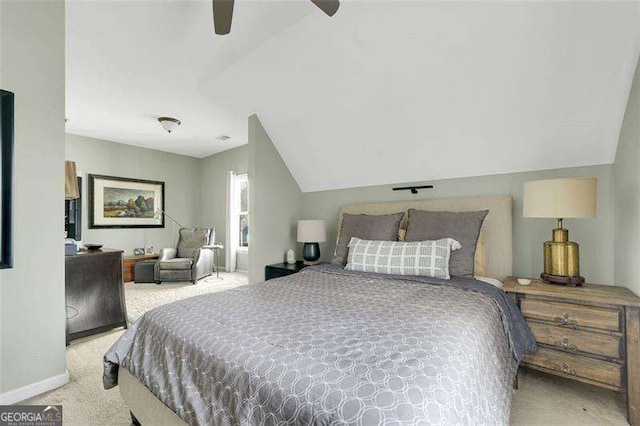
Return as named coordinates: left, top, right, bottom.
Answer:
left=0, top=370, right=69, bottom=405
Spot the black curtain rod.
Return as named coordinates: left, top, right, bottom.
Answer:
left=392, top=185, right=434, bottom=194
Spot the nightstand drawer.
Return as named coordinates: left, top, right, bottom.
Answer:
left=521, top=299, right=621, bottom=332
left=528, top=321, right=622, bottom=359
left=524, top=347, right=623, bottom=388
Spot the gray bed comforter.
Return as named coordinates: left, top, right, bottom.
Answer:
left=104, top=265, right=536, bottom=425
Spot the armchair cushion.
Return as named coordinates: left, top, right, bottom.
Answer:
left=159, top=248, right=178, bottom=261
left=177, top=228, right=214, bottom=259
left=158, top=258, right=193, bottom=270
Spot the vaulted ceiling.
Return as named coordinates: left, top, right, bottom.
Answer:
left=67, top=1, right=640, bottom=192
left=66, top=0, right=315, bottom=157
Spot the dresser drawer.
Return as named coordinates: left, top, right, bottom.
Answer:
left=521, top=298, right=621, bottom=332
left=527, top=321, right=622, bottom=359
left=524, top=347, right=623, bottom=388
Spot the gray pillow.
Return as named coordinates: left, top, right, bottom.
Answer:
left=331, top=213, right=404, bottom=266
left=404, top=210, right=488, bottom=277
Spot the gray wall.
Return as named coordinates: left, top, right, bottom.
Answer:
left=200, top=145, right=248, bottom=269
left=0, top=0, right=67, bottom=396
left=614, top=56, right=640, bottom=295
left=248, top=115, right=302, bottom=283
left=66, top=134, right=202, bottom=256
left=301, top=165, right=615, bottom=284
left=68, top=134, right=251, bottom=269
left=236, top=251, right=249, bottom=272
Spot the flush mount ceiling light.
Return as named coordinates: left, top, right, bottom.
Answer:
left=216, top=135, right=231, bottom=141
left=157, top=117, right=181, bottom=134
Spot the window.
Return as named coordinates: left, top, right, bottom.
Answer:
left=235, top=174, right=249, bottom=248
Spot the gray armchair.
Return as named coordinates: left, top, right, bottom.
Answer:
left=154, top=228, right=215, bottom=284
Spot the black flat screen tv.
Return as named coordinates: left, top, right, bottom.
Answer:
left=0, top=90, right=14, bottom=269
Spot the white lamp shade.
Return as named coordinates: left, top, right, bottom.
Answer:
left=297, top=220, right=326, bottom=243
left=523, top=177, right=597, bottom=219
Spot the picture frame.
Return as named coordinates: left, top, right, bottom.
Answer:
left=145, top=245, right=154, bottom=255
left=88, top=174, right=164, bottom=229
left=0, top=90, right=14, bottom=269
left=133, top=247, right=145, bottom=256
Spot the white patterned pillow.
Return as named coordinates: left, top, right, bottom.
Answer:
left=345, top=237, right=462, bottom=279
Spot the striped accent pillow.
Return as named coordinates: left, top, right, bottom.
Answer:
left=345, top=237, right=462, bottom=279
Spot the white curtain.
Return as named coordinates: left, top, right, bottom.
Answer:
left=225, top=171, right=237, bottom=272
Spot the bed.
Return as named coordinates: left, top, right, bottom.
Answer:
left=104, top=195, right=536, bottom=425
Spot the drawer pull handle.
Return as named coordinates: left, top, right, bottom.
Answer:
left=555, top=312, right=579, bottom=329
left=554, top=362, right=577, bottom=376
left=554, top=336, right=578, bottom=352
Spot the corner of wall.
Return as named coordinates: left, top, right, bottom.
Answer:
left=613, top=55, right=640, bottom=295
left=248, top=115, right=303, bottom=283
left=65, top=134, right=204, bottom=256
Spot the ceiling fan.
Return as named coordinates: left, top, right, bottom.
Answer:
left=212, top=0, right=340, bottom=35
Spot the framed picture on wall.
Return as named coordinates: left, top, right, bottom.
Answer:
left=88, top=174, right=164, bottom=229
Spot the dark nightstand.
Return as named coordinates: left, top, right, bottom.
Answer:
left=265, top=261, right=309, bottom=281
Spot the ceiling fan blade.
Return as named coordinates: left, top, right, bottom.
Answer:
left=212, top=0, right=234, bottom=35
left=310, top=0, right=340, bottom=17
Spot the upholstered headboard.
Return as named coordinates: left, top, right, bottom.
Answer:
left=337, top=195, right=513, bottom=280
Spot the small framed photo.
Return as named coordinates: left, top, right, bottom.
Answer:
left=145, top=245, right=155, bottom=255
left=133, top=247, right=145, bottom=256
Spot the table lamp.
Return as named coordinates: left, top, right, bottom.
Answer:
left=65, top=161, right=80, bottom=200
left=297, top=220, right=326, bottom=265
left=523, top=177, right=597, bottom=286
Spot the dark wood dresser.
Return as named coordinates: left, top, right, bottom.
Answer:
left=65, top=248, right=128, bottom=344
left=504, top=277, right=640, bottom=425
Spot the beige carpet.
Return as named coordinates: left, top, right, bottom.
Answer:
left=24, top=272, right=249, bottom=425
left=124, top=272, right=250, bottom=322
left=25, top=272, right=629, bottom=425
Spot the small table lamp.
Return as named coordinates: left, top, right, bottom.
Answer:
left=297, top=220, right=326, bottom=265
left=65, top=161, right=80, bottom=200
left=523, top=177, right=597, bottom=286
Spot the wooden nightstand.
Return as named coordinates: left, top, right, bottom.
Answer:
left=503, top=277, right=640, bottom=424
left=265, top=262, right=310, bottom=281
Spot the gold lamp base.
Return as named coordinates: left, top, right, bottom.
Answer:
left=541, top=218, right=584, bottom=287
